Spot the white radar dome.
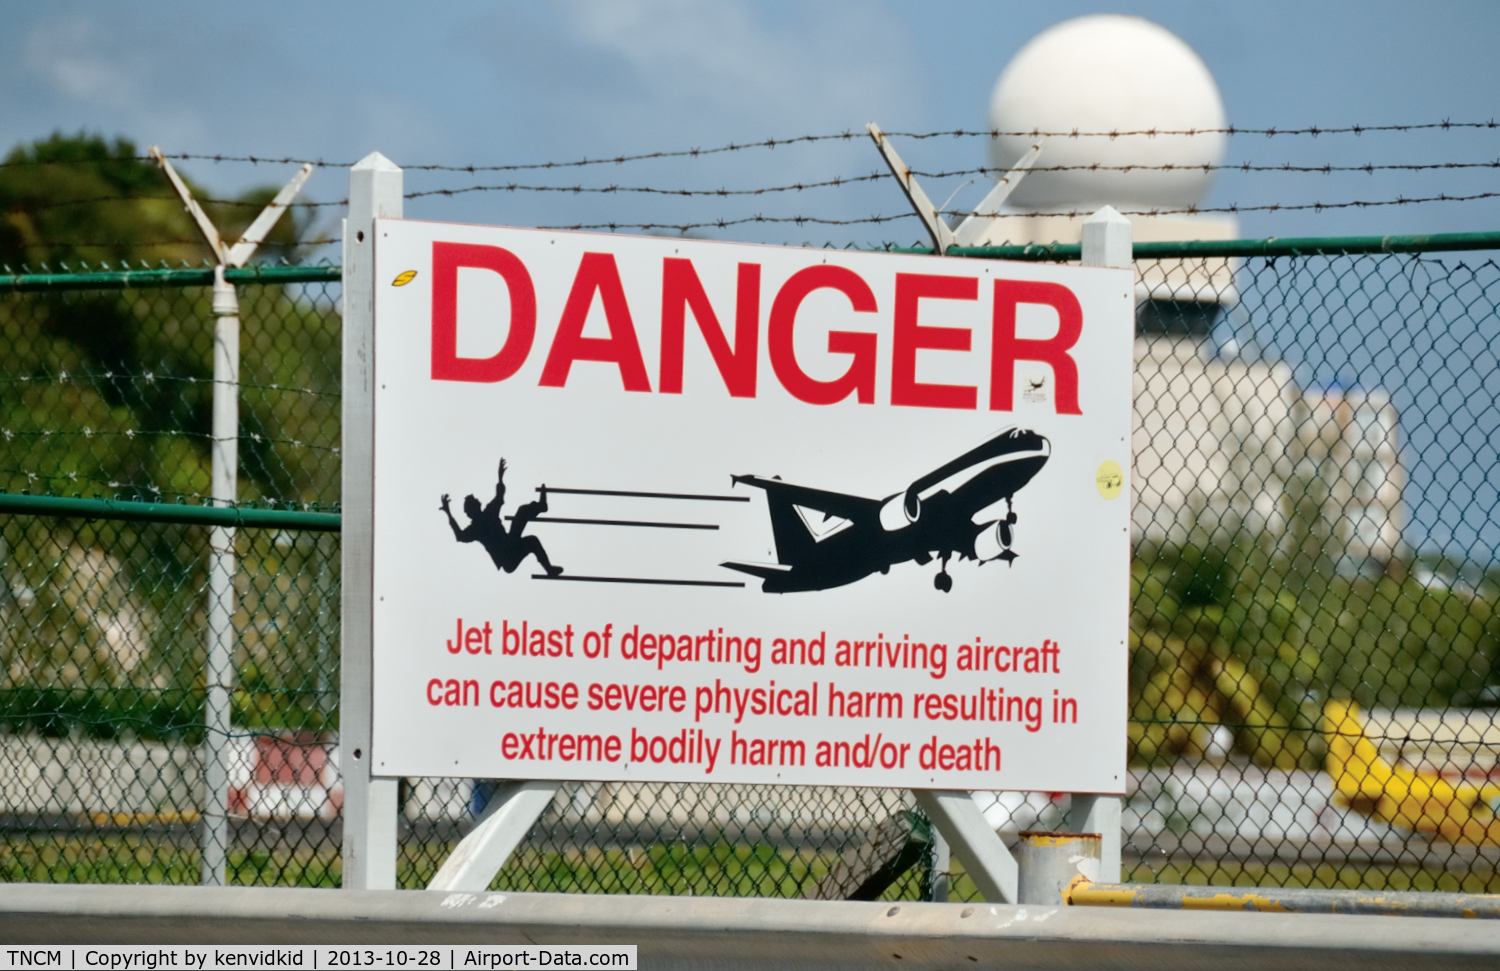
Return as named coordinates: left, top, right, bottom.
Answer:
left=989, top=15, right=1226, bottom=211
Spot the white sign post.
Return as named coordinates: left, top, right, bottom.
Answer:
left=342, top=153, right=403, bottom=890
left=366, top=216, right=1133, bottom=896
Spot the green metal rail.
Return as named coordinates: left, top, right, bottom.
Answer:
left=1, top=233, right=1497, bottom=293
left=0, top=493, right=341, bottom=531
left=0, top=264, right=341, bottom=292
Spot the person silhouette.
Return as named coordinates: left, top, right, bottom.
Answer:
left=441, top=458, right=563, bottom=577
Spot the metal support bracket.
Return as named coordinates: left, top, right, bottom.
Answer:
left=427, top=781, right=563, bottom=892
left=927, top=819, right=951, bottom=902
left=912, top=790, right=1018, bottom=903
left=149, top=148, right=312, bottom=268
left=867, top=123, right=954, bottom=254
left=951, top=143, right=1043, bottom=248
left=225, top=167, right=314, bottom=268
left=867, top=124, right=1042, bottom=254
left=148, top=146, right=311, bottom=888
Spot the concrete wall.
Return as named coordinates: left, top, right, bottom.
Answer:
left=0, top=884, right=1495, bottom=969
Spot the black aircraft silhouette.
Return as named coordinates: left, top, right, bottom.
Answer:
left=721, top=428, right=1050, bottom=593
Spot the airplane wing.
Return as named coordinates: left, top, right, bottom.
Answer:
left=730, top=474, right=882, bottom=567
left=720, top=561, right=793, bottom=582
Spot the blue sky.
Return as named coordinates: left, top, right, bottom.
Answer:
left=5, top=1, right=1500, bottom=249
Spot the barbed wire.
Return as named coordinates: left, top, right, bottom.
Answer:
left=0, top=372, right=338, bottom=400
left=402, top=159, right=1500, bottom=202
left=0, top=153, right=342, bottom=171
left=14, top=183, right=1500, bottom=250
left=1, top=119, right=1497, bottom=173
left=1, top=257, right=341, bottom=274
left=401, top=174, right=885, bottom=202
left=16, top=157, right=1500, bottom=215
left=16, top=194, right=326, bottom=213
left=2, top=428, right=338, bottom=453
left=16, top=185, right=1500, bottom=248
left=533, top=190, right=1500, bottom=234
left=895, top=121, right=1500, bottom=140
left=10, top=237, right=341, bottom=251
left=971, top=159, right=1500, bottom=175
left=0, top=466, right=207, bottom=502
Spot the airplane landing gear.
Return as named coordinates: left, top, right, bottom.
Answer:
left=995, top=499, right=1019, bottom=566
left=999, top=499, right=1018, bottom=548
left=934, top=553, right=953, bottom=592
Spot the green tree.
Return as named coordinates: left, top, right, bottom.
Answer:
left=0, top=133, right=340, bottom=730
left=0, top=131, right=330, bottom=504
left=0, top=131, right=313, bottom=269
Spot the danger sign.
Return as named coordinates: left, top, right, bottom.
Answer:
left=370, top=219, right=1132, bottom=793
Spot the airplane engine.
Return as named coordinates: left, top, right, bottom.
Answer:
left=973, top=515, right=1017, bottom=561
left=878, top=490, right=920, bottom=532
left=974, top=521, right=1004, bottom=561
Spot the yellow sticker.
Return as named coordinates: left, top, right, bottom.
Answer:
left=1096, top=460, right=1124, bottom=500
left=391, top=269, right=418, bottom=287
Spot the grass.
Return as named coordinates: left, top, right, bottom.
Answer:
left=0, top=834, right=339, bottom=886
left=7, top=833, right=1492, bottom=899
left=0, top=835, right=923, bottom=898
left=409, top=841, right=924, bottom=899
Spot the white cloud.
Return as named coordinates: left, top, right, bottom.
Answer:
left=554, top=0, right=918, bottom=132
left=23, top=12, right=142, bottom=105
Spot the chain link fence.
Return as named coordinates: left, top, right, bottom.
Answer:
left=1, top=239, right=1497, bottom=897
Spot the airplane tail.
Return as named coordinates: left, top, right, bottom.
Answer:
left=1323, top=699, right=1500, bottom=846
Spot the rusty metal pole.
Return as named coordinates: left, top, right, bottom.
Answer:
left=1068, top=882, right=1500, bottom=919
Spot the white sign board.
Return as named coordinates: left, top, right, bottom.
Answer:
left=370, top=219, right=1132, bottom=794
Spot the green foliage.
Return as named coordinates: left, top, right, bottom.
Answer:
left=0, top=133, right=338, bottom=506
left=1, top=133, right=198, bottom=269
left=0, top=279, right=348, bottom=508
left=0, top=687, right=203, bottom=742
left=1130, top=538, right=1500, bottom=769
left=0, top=134, right=342, bottom=741
left=0, top=131, right=314, bottom=269
left=0, top=287, right=215, bottom=500
left=0, top=284, right=341, bottom=506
